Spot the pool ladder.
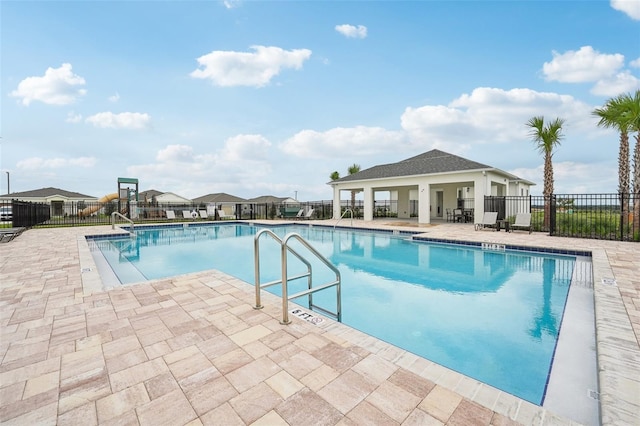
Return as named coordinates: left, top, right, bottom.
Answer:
left=254, top=229, right=341, bottom=324
left=111, top=211, right=134, bottom=232
left=334, top=208, right=353, bottom=228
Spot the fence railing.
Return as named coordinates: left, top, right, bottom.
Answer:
left=3, top=193, right=639, bottom=242
left=485, top=193, right=640, bottom=241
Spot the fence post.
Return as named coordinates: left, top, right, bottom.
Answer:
left=620, top=192, right=624, bottom=241
left=549, top=195, right=556, bottom=235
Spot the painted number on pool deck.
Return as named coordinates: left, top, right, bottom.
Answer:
left=290, top=309, right=325, bottom=325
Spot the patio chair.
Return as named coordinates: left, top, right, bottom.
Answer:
left=510, top=213, right=532, bottom=234
left=166, top=210, right=176, bottom=220
left=446, top=208, right=454, bottom=222
left=474, top=212, right=498, bottom=231
left=199, top=210, right=209, bottom=219
left=453, top=208, right=465, bottom=222
left=182, top=210, right=193, bottom=219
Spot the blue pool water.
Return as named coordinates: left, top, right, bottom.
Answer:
left=88, top=223, right=577, bottom=404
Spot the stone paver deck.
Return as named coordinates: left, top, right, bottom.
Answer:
left=1, top=220, right=638, bottom=425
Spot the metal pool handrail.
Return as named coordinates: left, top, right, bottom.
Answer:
left=111, top=211, right=134, bottom=232
left=334, top=208, right=353, bottom=228
left=254, top=228, right=342, bottom=324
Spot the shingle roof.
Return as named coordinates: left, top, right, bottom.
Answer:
left=332, top=149, right=492, bottom=183
left=192, top=192, right=247, bottom=204
left=139, top=189, right=164, bottom=200
left=246, top=195, right=291, bottom=204
left=0, top=187, right=95, bottom=199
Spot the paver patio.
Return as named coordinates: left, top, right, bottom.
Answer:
left=1, top=220, right=638, bottom=425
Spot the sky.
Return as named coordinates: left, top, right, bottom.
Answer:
left=1, top=0, right=639, bottom=201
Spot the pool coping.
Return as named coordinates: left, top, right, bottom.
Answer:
left=79, top=220, right=639, bottom=425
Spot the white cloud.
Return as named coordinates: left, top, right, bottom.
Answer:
left=223, top=0, right=241, bottom=9
left=9, top=63, right=87, bottom=106
left=66, top=112, right=83, bottom=123
left=542, top=46, right=624, bottom=83
left=510, top=161, right=617, bottom=194
left=156, top=144, right=195, bottom=163
left=611, top=0, right=640, bottom=20
left=190, top=45, right=312, bottom=87
left=541, top=46, right=640, bottom=96
left=335, top=24, right=368, bottom=39
left=401, top=87, right=595, bottom=151
left=128, top=136, right=274, bottom=198
left=590, top=70, right=640, bottom=96
left=85, top=111, right=151, bottom=129
left=16, top=156, right=96, bottom=170
left=630, top=57, right=640, bottom=68
left=220, top=134, right=271, bottom=162
left=280, top=126, right=406, bottom=159
left=108, top=93, right=120, bottom=103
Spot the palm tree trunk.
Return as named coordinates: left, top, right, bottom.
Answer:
left=633, top=135, right=640, bottom=236
left=543, top=153, right=554, bottom=230
left=619, top=132, right=630, bottom=229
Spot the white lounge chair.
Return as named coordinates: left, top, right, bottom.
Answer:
left=199, top=210, right=209, bottom=219
left=475, top=212, right=498, bottom=231
left=182, top=210, right=195, bottom=219
left=510, top=213, right=532, bottom=233
left=166, top=210, right=176, bottom=220
left=301, top=208, right=315, bottom=220
left=216, top=209, right=235, bottom=220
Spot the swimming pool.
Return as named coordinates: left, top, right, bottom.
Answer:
left=88, top=222, right=581, bottom=405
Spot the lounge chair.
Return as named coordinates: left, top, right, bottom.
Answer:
left=199, top=210, right=209, bottom=219
left=475, top=212, right=498, bottom=231
left=510, top=213, right=532, bottom=233
left=166, top=210, right=176, bottom=220
left=300, top=208, right=315, bottom=220
left=182, top=210, right=193, bottom=219
left=216, top=209, right=235, bottom=220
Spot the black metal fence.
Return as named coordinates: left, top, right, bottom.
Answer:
left=3, top=193, right=639, bottom=242
left=2, top=200, right=51, bottom=228
left=486, top=193, right=640, bottom=241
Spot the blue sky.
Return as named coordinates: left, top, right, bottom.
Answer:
left=1, top=0, right=639, bottom=200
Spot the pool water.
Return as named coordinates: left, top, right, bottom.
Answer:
left=89, top=223, right=577, bottom=404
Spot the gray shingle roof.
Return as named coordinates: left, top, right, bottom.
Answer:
left=192, top=193, right=247, bottom=204
left=245, top=195, right=290, bottom=204
left=332, top=149, right=492, bottom=183
left=139, top=189, right=164, bottom=200
left=0, top=187, right=95, bottom=199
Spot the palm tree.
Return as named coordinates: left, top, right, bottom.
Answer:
left=618, top=91, right=640, bottom=227
left=329, top=171, right=340, bottom=181
left=347, top=163, right=361, bottom=210
left=526, top=116, right=565, bottom=230
left=593, top=93, right=638, bottom=228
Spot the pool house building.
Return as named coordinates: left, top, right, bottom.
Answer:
left=329, top=149, right=535, bottom=224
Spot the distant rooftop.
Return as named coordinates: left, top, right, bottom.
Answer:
left=0, top=187, right=96, bottom=199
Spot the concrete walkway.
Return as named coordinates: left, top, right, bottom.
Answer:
left=0, top=221, right=638, bottom=425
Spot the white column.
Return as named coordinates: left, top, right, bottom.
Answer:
left=397, top=188, right=410, bottom=219
left=473, top=177, right=485, bottom=222
left=418, top=183, right=431, bottom=224
left=332, top=185, right=342, bottom=220
left=363, top=186, right=374, bottom=221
